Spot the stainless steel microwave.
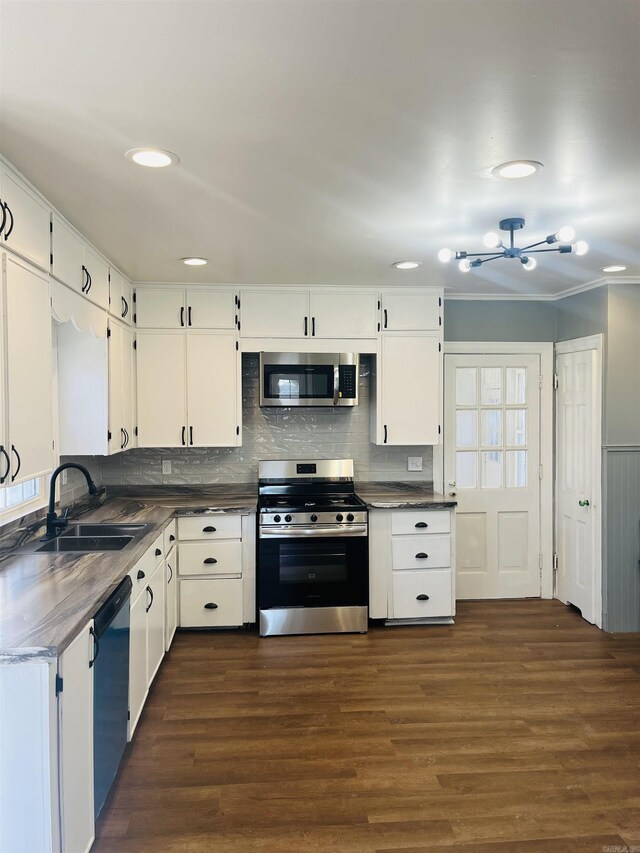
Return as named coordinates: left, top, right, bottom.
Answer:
left=259, top=353, right=359, bottom=407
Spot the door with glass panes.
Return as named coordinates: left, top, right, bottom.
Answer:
left=444, top=354, right=541, bottom=599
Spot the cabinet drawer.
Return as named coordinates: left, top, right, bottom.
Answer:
left=179, top=541, right=242, bottom=576
left=392, top=535, right=451, bottom=570
left=392, top=570, right=453, bottom=619
left=163, top=519, right=177, bottom=555
left=391, top=510, right=450, bottom=535
left=129, top=534, right=165, bottom=599
left=179, top=579, right=243, bottom=627
left=151, top=532, right=165, bottom=564
left=178, top=514, right=242, bottom=541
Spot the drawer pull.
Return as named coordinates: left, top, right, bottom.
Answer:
left=415, top=552, right=429, bottom=559
left=204, top=602, right=219, bottom=609
left=155, top=548, right=162, bottom=557
left=416, top=594, right=430, bottom=601
left=137, top=569, right=145, bottom=580
left=202, top=526, right=217, bottom=533
left=415, top=522, right=428, bottom=528
left=203, top=557, right=218, bottom=565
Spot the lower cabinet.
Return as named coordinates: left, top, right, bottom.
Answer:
left=146, top=560, right=166, bottom=686
left=369, top=507, right=456, bottom=623
left=128, top=583, right=149, bottom=740
left=165, top=547, right=178, bottom=652
left=178, top=512, right=255, bottom=628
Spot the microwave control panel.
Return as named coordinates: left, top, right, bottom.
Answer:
left=339, top=365, right=357, bottom=399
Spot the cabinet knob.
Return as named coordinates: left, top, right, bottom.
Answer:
left=416, top=594, right=430, bottom=601
left=155, top=548, right=162, bottom=556
left=204, top=602, right=218, bottom=610
left=137, top=569, right=145, bottom=580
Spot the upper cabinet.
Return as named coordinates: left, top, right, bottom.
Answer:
left=240, top=289, right=378, bottom=339
left=135, top=287, right=237, bottom=330
left=51, top=214, right=109, bottom=310
left=0, top=166, right=51, bottom=272
left=381, top=291, right=441, bottom=331
left=109, top=268, right=133, bottom=325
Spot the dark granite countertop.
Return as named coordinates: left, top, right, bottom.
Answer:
left=108, top=484, right=259, bottom=514
left=355, top=481, right=457, bottom=509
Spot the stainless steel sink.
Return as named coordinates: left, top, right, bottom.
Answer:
left=37, top=536, right=134, bottom=553
left=61, top=523, right=151, bottom=538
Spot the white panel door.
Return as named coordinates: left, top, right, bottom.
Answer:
left=381, top=292, right=441, bottom=331
left=51, top=214, right=85, bottom=294
left=59, top=621, right=94, bottom=853
left=444, top=354, right=541, bottom=599
left=136, top=331, right=187, bottom=447
left=556, top=349, right=596, bottom=623
left=186, top=331, right=240, bottom=446
left=135, top=287, right=186, bottom=328
left=1, top=168, right=51, bottom=271
left=187, top=289, right=236, bottom=329
left=309, top=292, right=378, bottom=338
left=240, top=289, right=309, bottom=338
left=4, top=254, right=53, bottom=483
left=379, top=332, right=440, bottom=445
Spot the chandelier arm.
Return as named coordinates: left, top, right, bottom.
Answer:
left=521, top=240, right=548, bottom=251
left=468, top=251, right=508, bottom=257
left=476, top=254, right=504, bottom=265
left=526, top=247, right=564, bottom=254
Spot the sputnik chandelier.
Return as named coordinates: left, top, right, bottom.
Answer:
left=438, top=217, right=588, bottom=272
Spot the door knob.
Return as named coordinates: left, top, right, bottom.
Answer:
left=578, top=499, right=590, bottom=507
left=448, top=480, right=456, bottom=486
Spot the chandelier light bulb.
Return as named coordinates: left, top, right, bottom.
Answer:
left=522, top=256, right=537, bottom=271
left=573, top=240, right=589, bottom=256
left=482, top=231, right=501, bottom=249
left=438, top=248, right=453, bottom=263
left=459, top=259, right=472, bottom=273
left=556, top=226, right=576, bottom=243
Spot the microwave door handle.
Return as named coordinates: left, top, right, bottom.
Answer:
left=333, top=363, right=340, bottom=406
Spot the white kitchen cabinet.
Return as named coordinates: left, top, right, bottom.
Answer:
left=309, top=291, right=379, bottom=339
left=381, top=291, right=441, bottom=331
left=165, top=549, right=178, bottom=652
left=109, top=268, right=133, bottom=325
left=0, top=166, right=51, bottom=272
left=391, top=569, right=453, bottom=619
left=128, top=581, right=148, bottom=740
left=372, top=332, right=441, bottom=446
left=135, top=287, right=237, bottom=329
left=146, top=560, right=166, bottom=685
left=1, top=252, right=53, bottom=485
left=240, top=289, right=309, bottom=338
left=180, top=578, right=244, bottom=627
left=108, top=320, right=136, bottom=454
left=51, top=214, right=110, bottom=309
left=83, top=245, right=110, bottom=310
left=58, top=621, right=94, bottom=853
left=136, top=330, right=240, bottom=448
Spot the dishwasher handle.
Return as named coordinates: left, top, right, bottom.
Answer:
left=89, top=626, right=100, bottom=668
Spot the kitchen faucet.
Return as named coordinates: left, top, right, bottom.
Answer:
left=42, top=463, right=98, bottom=541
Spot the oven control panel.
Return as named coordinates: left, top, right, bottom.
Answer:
left=259, top=509, right=368, bottom=527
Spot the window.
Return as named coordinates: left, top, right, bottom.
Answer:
left=0, top=477, right=45, bottom=523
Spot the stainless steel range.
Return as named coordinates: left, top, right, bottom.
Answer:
left=257, top=459, right=368, bottom=637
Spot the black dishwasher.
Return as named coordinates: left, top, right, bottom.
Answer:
left=92, top=575, right=132, bottom=818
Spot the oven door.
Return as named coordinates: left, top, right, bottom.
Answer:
left=258, top=532, right=368, bottom=610
left=260, top=353, right=337, bottom=407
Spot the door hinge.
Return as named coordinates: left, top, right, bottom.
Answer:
left=553, top=372, right=559, bottom=390
left=133, top=313, right=137, bottom=324
left=107, top=326, right=111, bottom=338
left=439, top=315, right=442, bottom=326
left=538, top=554, right=544, bottom=572
left=439, top=296, right=442, bottom=307
left=553, top=552, right=559, bottom=572
left=539, top=464, right=543, bottom=480
left=438, top=342, right=442, bottom=352
left=50, top=252, right=54, bottom=266
left=127, top=709, right=130, bottom=721
left=539, top=374, right=543, bottom=389
left=236, top=341, right=239, bottom=351
left=438, top=424, right=441, bottom=435
left=377, top=322, right=380, bottom=332
left=108, top=430, right=112, bottom=441
left=377, top=300, right=381, bottom=310
left=236, top=425, right=240, bottom=436
left=133, top=339, right=137, bottom=350
left=49, top=220, right=53, bottom=233
left=135, top=426, right=138, bottom=437
left=55, top=674, right=63, bottom=696
left=132, top=291, right=136, bottom=303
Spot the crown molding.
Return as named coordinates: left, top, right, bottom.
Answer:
left=444, top=275, right=639, bottom=302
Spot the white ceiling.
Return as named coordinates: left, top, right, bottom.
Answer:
left=1, top=0, right=639, bottom=296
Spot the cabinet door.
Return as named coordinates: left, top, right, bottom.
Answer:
left=109, top=268, right=125, bottom=320
left=1, top=169, right=51, bottom=271
left=135, top=287, right=185, bottom=328
left=391, top=569, right=454, bottom=619
left=379, top=332, right=441, bottom=446
left=83, top=246, right=109, bottom=310
left=136, top=331, right=187, bottom=447
left=165, top=553, right=178, bottom=652
left=186, top=289, right=236, bottom=329
left=382, top=292, right=441, bottom=331
left=108, top=321, right=124, bottom=454
left=51, top=214, right=84, bottom=293
left=309, top=292, right=378, bottom=339
left=128, top=588, right=148, bottom=740
left=122, top=327, right=136, bottom=449
left=4, top=254, right=53, bottom=482
left=146, top=563, right=165, bottom=686
left=59, top=621, right=94, bottom=853
left=186, top=331, right=240, bottom=446
left=240, top=290, right=309, bottom=338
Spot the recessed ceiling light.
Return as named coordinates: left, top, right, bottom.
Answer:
left=125, top=148, right=179, bottom=168
left=392, top=261, right=422, bottom=270
left=181, top=257, right=208, bottom=266
left=492, top=160, right=543, bottom=179
left=602, top=264, right=627, bottom=273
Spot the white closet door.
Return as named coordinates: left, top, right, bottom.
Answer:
left=186, top=331, right=239, bottom=446
left=136, top=331, right=187, bottom=447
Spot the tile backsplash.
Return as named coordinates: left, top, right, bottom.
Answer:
left=97, top=355, right=433, bottom=486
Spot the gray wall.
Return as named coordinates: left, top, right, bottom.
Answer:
left=556, top=286, right=607, bottom=343
left=444, top=300, right=557, bottom=342
left=101, top=355, right=433, bottom=486
left=605, top=284, right=640, bottom=447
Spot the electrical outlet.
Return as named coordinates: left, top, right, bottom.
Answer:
left=407, top=456, right=423, bottom=472
left=162, top=460, right=172, bottom=475
left=61, top=469, right=68, bottom=486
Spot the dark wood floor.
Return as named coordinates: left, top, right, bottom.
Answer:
left=94, top=600, right=640, bottom=852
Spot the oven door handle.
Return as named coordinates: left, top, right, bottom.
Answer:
left=259, top=524, right=368, bottom=538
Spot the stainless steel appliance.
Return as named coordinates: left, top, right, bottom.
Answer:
left=259, top=353, right=359, bottom=407
left=257, top=459, right=368, bottom=636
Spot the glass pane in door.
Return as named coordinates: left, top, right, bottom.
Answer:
left=456, top=410, right=477, bottom=447
left=480, top=368, right=502, bottom=404
left=456, top=368, right=477, bottom=405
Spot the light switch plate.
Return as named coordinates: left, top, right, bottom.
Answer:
left=407, top=456, right=423, bottom=472
left=162, top=460, right=172, bottom=475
